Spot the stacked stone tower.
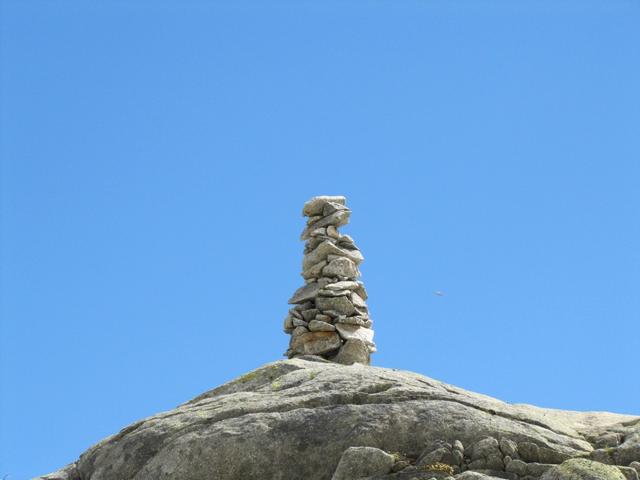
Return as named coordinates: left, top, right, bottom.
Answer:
left=283, top=196, right=375, bottom=365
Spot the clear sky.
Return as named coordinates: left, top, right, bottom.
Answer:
left=1, top=1, right=639, bottom=478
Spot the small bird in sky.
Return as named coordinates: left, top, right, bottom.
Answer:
left=433, top=290, right=445, bottom=297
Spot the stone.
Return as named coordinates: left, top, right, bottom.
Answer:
left=289, top=280, right=328, bottom=304
left=316, top=295, right=356, bottom=316
left=336, top=315, right=370, bottom=326
left=302, top=260, right=327, bottom=279
left=308, top=320, right=336, bottom=332
left=323, top=201, right=349, bottom=217
left=327, top=225, right=339, bottom=238
left=318, top=288, right=352, bottom=297
left=350, top=291, right=368, bottom=309
left=292, top=326, right=309, bottom=336
left=309, top=227, right=327, bottom=237
left=518, top=441, right=540, bottom=462
left=620, top=467, right=640, bottom=480
left=292, top=318, right=308, bottom=327
left=331, top=338, right=370, bottom=365
left=301, top=309, right=319, bottom=321
left=283, top=315, right=294, bottom=331
left=630, top=462, right=640, bottom=474
left=37, top=358, right=638, bottom=480
left=303, top=195, right=346, bottom=217
left=323, top=257, right=360, bottom=278
left=505, top=458, right=527, bottom=476
left=471, top=437, right=503, bottom=471
left=303, top=240, right=363, bottom=271
left=499, top=438, right=518, bottom=459
left=331, top=447, right=394, bottom=480
left=324, top=280, right=360, bottom=291
left=315, top=313, right=332, bottom=322
left=541, top=458, right=626, bottom=480
left=335, top=323, right=375, bottom=345
left=299, top=331, right=341, bottom=355
left=302, top=210, right=351, bottom=239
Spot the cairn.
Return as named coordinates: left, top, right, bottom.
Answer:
left=283, top=196, right=376, bottom=365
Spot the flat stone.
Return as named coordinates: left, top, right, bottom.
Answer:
left=292, top=318, right=308, bottom=327
left=326, top=225, right=339, bottom=238
left=301, top=309, right=319, bottom=322
left=316, top=295, right=356, bottom=316
left=322, top=257, right=360, bottom=278
left=322, top=201, right=349, bottom=217
left=309, top=227, right=327, bottom=237
left=335, top=323, right=374, bottom=346
left=302, top=260, right=327, bottom=280
left=315, top=313, right=332, bottom=322
left=324, top=281, right=360, bottom=291
left=308, top=320, right=336, bottom=332
left=336, top=315, right=369, bottom=326
left=303, top=241, right=363, bottom=272
left=292, top=326, right=309, bottom=336
left=350, top=291, right=367, bottom=309
left=318, top=289, right=352, bottom=297
left=303, top=196, right=346, bottom=217
left=331, top=339, right=371, bottom=365
left=354, top=281, right=367, bottom=300
left=300, top=331, right=342, bottom=355
left=288, top=279, right=329, bottom=304
left=301, top=210, right=351, bottom=239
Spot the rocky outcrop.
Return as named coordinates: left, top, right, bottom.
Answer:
left=284, top=196, right=375, bottom=364
left=36, top=358, right=639, bottom=480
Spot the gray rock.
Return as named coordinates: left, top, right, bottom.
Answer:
left=298, top=331, right=342, bottom=355
left=316, top=295, right=357, bottom=316
left=319, top=288, right=353, bottom=297
left=540, top=458, right=626, bottom=480
left=302, top=260, right=328, bottom=279
left=302, top=210, right=351, bottom=239
left=308, top=320, right=336, bottom=332
left=620, top=467, right=640, bottom=480
left=323, top=256, right=360, bottom=278
left=37, top=359, right=638, bottom=480
left=471, top=437, right=503, bottom=471
left=351, top=291, right=368, bottom=309
left=336, top=315, right=370, bottom=326
left=518, top=442, right=540, bottom=462
left=331, top=339, right=370, bottom=365
left=327, top=225, right=340, bottom=238
left=292, top=318, right=309, bottom=328
left=301, top=309, right=319, bottom=321
left=505, top=458, right=527, bottom=476
left=292, top=326, right=309, bottom=336
left=324, top=280, right=361, bottom=291
left=288, top=279, right=329, bottom=304
left=336, top=323, right=375, bottom=346
left=315, top=313, right=332, bottom=322
left=303, top=196, right=346, bottom=217
left=283, top=315, right=294, bottom=332
left=499, top=438, right=518, bottom=459
left=303, top=241, right=363, bottom=271
left=332, top=446, right=394, bottom=480
left=630, top=462, right=640, bottom=474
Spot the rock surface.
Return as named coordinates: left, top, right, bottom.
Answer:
left=36, top=358, right=639, bottom=480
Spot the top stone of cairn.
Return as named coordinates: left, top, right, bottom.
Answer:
left=283, top=196, right=375, bottom=365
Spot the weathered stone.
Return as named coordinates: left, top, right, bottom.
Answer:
left=630, top=462, right=640, bottom=474
left=301, top=309, right=319, bottom=321
left=303, top=241, right=363, bottom=271
left=526, top=462, right=554, bottom=477
left=335, top=323, right=375, bottom=346
left=620, top=467, right=640, bottom=480
left=308, top=320, right=336, bottom=332
left=289, top=279, right=329, bottom=304
left=302, top=210, right=351, bottom=239
left=315, top=313, right=332, bottom=322
left=499, top=438, right=518, bottom=459
left=318, top=289, right=352, bottom=297
left=302, top=260, right=327, bottom=279
left=332, top=446, right=394, bottom=480
left=518, top=442, right=540, bottom=462
left=505, top=458, right=527, bottom=476
left=355, top=281, right=368, bottom=300
left=316, top=295, right=356, bottom=316
left=292, top=318, right=309, bottom=327
left=324, top=281, right=360, bottom=291
left=541, top=458, right=626, bottom=480
left=351, top=291, right=368, bottom=309
left=37, top=358, right=638, bottom=480
left=303, top=196, right=346, bottom=217
left=331, top=338, right=370, bottom=365
left=283, top=315, right=294, bottom=332
left=323, top=257, right=360, bottom=278
left=292, top=326, right=309, bottom=336
left=309, top=227, right=327, bottom=237
left=336, top=315, right=370, bottom=326
left=471, top=437, right=503, bottom=471
left=327, top=225, right=339, bottom=238
left=322, top=201, right=349, bottom=217
left=299, top=331, right=341, bottom=355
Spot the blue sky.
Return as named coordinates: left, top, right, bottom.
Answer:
left=1, top=1, right=639, bottom=478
